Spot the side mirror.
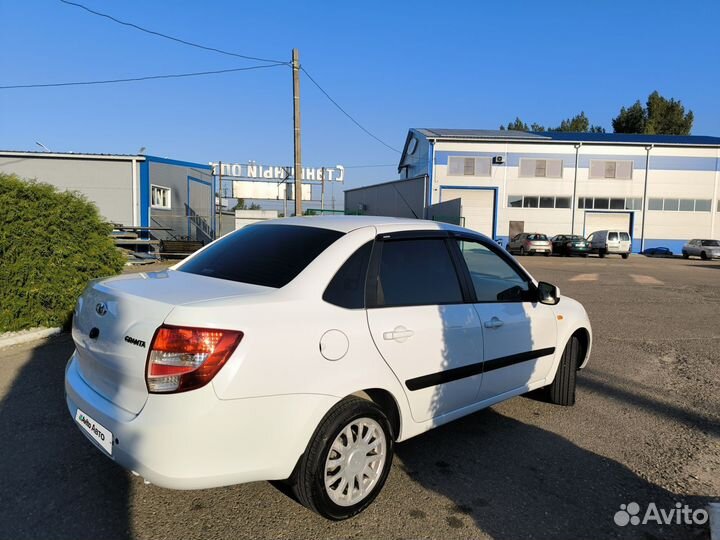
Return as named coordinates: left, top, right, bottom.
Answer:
left=537, top=281, right=560, bottom=305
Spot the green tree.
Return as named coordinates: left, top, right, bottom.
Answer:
left=552, top=112, right=605, bottom=133
left=501, top=117, right=529, bottom=131
left=612, top=101, right=646, bottom=134
left=612, top=91, right=693, bottom=135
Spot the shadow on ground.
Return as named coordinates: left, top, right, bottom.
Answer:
left=394, top=406, right=709, bottom=539
left=0, top=334, right=132, bottom=540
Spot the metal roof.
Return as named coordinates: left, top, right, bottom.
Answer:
left=412, top=128, right=720, bottom=146
left=0, top=150, right=144, bottom=161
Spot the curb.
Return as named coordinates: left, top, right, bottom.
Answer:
left=0, top=327, right=63, bottom=350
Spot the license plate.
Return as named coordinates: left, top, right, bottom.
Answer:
left=75, top=408, right=113, bottom=455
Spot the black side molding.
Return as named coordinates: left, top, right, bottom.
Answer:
left=405, top=347, right=556, bottom=391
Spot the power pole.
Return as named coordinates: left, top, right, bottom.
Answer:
left=292, top=48, right=302, bottom=216
left=320, top=167, right=325, bottom=212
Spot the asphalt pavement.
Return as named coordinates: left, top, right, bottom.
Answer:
left=0, top=255, right=717, bottom=539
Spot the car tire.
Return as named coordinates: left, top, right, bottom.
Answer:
left=682, top=251, right=689, bottom=259
left=598, top=249, right=606, bottom=258
left=544, top=252, right=551, bottom=257
left=291, top=396, right=394, bottom=520
left=520, top=247, right=526, bottom=256
left=701, top=251, right=708, bottom=260
left=621, top=253, right=629, bottom=259
left=547, top=335, right=580, bottom=406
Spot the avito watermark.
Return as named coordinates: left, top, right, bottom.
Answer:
left=614, top=502, right=708, bottom=527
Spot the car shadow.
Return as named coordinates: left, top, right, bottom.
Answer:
left=394, top=407, right=709, bottom=539
left=0, top=334, right=132, bottom=540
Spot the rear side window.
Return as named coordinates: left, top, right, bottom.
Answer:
left=373, top=239, right=463, bottom=308
left=323, top=242, right=372, bottom=309
left=179, top=224, right=343, bottom=288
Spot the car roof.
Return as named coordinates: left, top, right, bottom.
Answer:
left=256, top=215, right=461, bottom=234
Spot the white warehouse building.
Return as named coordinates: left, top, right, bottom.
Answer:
left=344, top=129, right=720, bottom=253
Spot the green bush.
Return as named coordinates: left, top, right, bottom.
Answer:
left=0, top=173, right=125, bottom=331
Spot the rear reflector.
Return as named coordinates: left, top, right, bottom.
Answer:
left=146, top=325, right=243, bottom=393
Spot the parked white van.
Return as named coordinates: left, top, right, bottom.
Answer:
left=586, top=230, right=631, bottom=259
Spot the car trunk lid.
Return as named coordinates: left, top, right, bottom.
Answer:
left=72, top=270, right=270, bottom=414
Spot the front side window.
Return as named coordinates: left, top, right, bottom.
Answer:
left=323, top=241, right=372, bottom=309
left=372, top=239, right=463, bottom=308
left=179, top=224, right=343, bottom=288
left=456, top=240, right=529, bottom=302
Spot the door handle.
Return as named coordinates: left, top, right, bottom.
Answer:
left=383, top=326, right=414, bottom=342
left=483, top=317, right=504, bottom=329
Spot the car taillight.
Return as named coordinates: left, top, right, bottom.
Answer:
left=146, top=325, right=243, bottom=393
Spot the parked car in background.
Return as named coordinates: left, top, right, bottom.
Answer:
left=507, top=233, right=552, bottom=256
left=641, top=247, right=674, bottom=258
left=586, top=230, right=632, bottom=259
left=65, top=216, right=592, bottom=520
left=682, top=239, right=720, bottom=260
left=551, top=235, right=590, bottom=257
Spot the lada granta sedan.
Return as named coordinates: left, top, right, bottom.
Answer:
left=66, top=216, right=592, bottom=520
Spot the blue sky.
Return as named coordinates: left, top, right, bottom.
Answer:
left=1, top=0, right=719, bottom=195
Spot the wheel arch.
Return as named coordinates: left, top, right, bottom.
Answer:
left=352, top=388, right=402, bottom=441
left=572, top=327, right=591, bottom=370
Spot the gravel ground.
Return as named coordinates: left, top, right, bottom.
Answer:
left=0, top=255, right=717, bottom=539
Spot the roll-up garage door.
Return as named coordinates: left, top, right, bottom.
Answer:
left=583, top=212, right=631, bottom=236
left=441, top=188, right=494, bottom=237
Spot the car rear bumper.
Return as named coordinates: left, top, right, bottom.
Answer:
left=65, top=351, right=338, bottom=489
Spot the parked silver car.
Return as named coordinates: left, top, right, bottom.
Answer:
left=507, top=233, right=552, bottom=256
left=682, top=239, right=720, bottom=260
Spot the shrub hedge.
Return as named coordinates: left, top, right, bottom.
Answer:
left=0, top=173, right=125, bottom=331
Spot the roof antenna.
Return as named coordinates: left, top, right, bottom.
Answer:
left=35, top=141, right=52, bottom=152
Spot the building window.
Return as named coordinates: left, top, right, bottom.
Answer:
left=151, top=185, right=171, bottom=209
left=509, top=195, right=572, bottom=209
left=695, top=199, right=711, bottom=212
left=539, top=196, right=554, bottom=208
left=523, top=196, right=539, bottom=208
left=447, top=156, right=492, bottom=177
left=625, top=198, right=643, bottom=210
left=508, top=195, right=523, bottom=208
left=610, top=198, right=625, bottom=210
left=589, top=160, right=633, bottom=180
left=519, top=158, right=563, bottom=178
left=593, top=198, right=610, bottom=209
left=649, top=198, right=712, bottom=212
left=648, top=198, right=663, bottom=211
left=663, top=199, right=679, bottom=211
left=679, top=199, right=694, bottom=212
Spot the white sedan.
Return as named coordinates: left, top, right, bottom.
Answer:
left=65, top=216, right=592, bottom=520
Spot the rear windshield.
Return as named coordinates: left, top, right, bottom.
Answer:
left=179, top=224, right=344, bottom=288
left=527, top=234, right=548, bottom=241
left=701, top=240, right=719, bottom=247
